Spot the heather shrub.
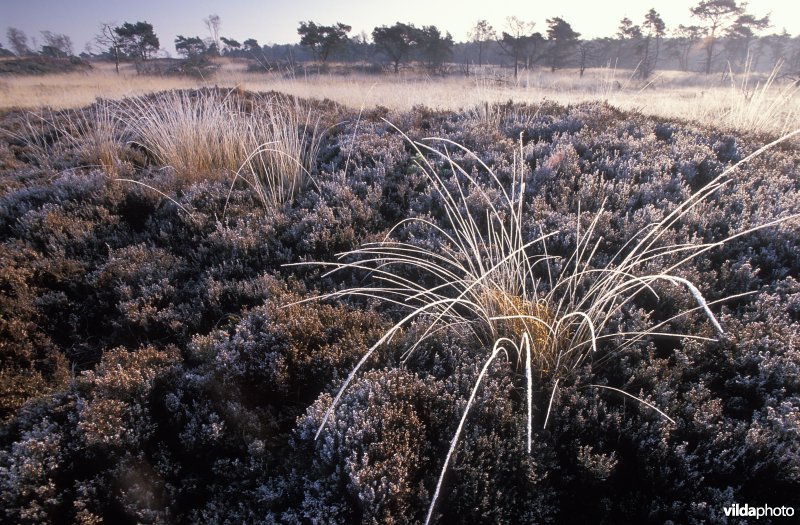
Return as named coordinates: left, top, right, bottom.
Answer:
left=0, top=97, right=798, bottom=523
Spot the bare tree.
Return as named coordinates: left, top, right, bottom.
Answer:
left=204, top=14, right=222, bottom=51
left=94, top=23, right=123, bottom=73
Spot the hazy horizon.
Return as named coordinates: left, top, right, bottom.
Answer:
left=2, top=0, right=798, bottom=57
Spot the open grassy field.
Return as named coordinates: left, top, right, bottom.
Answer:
left=1, top=60, right=799, bottom=523
left=1, top=58, right=798, bottom=135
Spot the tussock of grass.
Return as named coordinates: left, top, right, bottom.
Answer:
left=120, top=90, right=322, bottom=207
left=300, top=124, right=800, bottom=524
left=2, top=89, right=323, bottom=209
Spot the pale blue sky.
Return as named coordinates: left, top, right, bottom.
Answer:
left=2, top=0, right=797, bottom=55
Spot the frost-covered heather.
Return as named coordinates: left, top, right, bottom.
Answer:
left=0, top=95, right=798, bottom=524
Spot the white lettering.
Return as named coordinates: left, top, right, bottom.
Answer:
left=722, top=503, right=796, bottom=519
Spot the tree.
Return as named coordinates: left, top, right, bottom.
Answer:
left=616, top=16, right=642, bottom=65
left=175, top=35, right=207, bottom=59
left=297, top=21, right=351, bottom=63
left=243, top=38, right=260, bottom=53
left=668, top=24, right=703, bottom=71
left=348, top=31, right=372, bottom=64
left=545, top=17, right=580, bottom=71
left=724, top=12, right=770, bottom=69
left=40, top=31, right=73, bottom=58
left=241, top=38, right=267, bottom=66
left=617, top=17, right=642, bottom=39
left=6, top=27, right=30, bottom=56
left=372, top=22, right=423, bottom=73
left=689, top=0, right=761, bottom=74
left=761, top=30, right=792, bottom=66
left=640, top=9, right=666, bottom=79
left=95, top=23, right=123, bottom=74
left=418, top=25, right=453, bottom=72
left=174, top=35, right=215, bottom=75
left=115, top=21, right=159, bottom=70
left=204, top=14, right=221, bottom=51
left=496, top=17, right=541, bottom=78
left=468, top=20, right=495, bottom=68
left=220, top=37, right=241, bottom=54
left=577, top=41, right=597, bottom=77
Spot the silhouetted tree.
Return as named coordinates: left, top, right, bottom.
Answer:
left=243, top=38, right=260, bottom=54
left=545, top=17, right=580, bottom=71
left=724, top=12, right=771, bottom=69
left=372, top=22, right=423, bottom=73
left=616, top=16, right=642, bottom=66
left=761, top=30, right=792, bottom=66
left=577, top=41, right=596, bottom=77
left=175, top=36, right=207, bottom=59
left=115, top=21, right=159, bottom=71
left=418, top=25, right=453, bottom=72
left=497, top=17, right=541, bottom=78
left=640, top=9, right=666, bottom=79
left=298, top=21, right=352, bottom=63
left=220, top=37, right=241, bottom=55
left=689, top=0, right=763, bottom=74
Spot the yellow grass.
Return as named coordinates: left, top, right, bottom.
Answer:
left=1, top=58, right=798, bottom=135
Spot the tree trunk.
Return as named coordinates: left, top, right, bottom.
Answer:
left=704, top=29, right=716, bottom=75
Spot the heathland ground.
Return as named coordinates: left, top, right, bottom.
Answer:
left=0, top=57, right=798, bottom=523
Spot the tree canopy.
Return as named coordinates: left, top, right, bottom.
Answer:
left=115, top=21, right=159, bottom=63
left=546, top=17, right=580, bottom=71
left=372, top=22, right=424, bottom=73
left=690, top=0, right=769, bottom=73
left=297, top=21, right=352, bottom=63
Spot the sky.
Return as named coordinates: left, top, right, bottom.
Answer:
left=1, top=0, right=798, bottom=56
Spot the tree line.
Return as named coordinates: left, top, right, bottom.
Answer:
left=4, top=0, right=799, bottom=79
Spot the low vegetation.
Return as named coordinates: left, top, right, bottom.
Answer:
left=0, top=92, right=798, bottom=523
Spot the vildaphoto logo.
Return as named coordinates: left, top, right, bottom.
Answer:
left=723, top=503, right=795, bottom=519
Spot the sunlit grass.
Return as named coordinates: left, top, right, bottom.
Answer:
left=1, top=59, right=797, bottom=136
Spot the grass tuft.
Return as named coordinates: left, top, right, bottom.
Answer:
left=298, top=123, right=800, bottom=523
left=119, top=89, right=322, bottom=208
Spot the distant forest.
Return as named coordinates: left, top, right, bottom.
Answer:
left=4, top=1, right=800, bottom=79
